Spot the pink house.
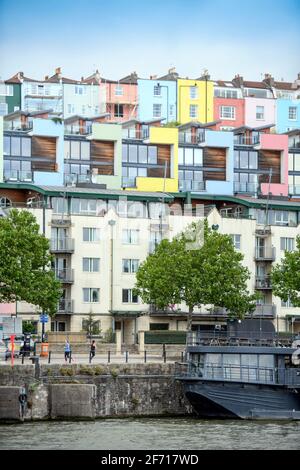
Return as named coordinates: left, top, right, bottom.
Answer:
left=214, top=97, right=245, bottom=130
left=104, top=72, right=138, bottom=122
left=259, top=133, right=289, bottom=197
left=244, top=97, right=277, bottom=129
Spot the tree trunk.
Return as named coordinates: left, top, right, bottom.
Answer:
left=187, top=306, right=194, bottom=331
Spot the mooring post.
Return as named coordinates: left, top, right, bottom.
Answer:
left=125, top=351, right=128, bottom=363
left=69, top=351, right=72, bottom=364
left=48, top=351, right=51, bottom=364
left=144, top=350, right=147, bottom=363
left=108, top=350, right=111, bottom=363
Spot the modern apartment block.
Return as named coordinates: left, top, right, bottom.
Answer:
left=0, top=183, right=299, bottom=340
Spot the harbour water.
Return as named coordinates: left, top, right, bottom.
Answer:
left=0, top=418, right=299, bottom=450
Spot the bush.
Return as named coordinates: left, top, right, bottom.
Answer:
left=59, top=366, right=74, bottom=376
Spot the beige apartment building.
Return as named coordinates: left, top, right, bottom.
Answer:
left=1, top=183, right=300, bottom=342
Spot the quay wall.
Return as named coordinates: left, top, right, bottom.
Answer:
left=0, top=364, right=192, bottom=422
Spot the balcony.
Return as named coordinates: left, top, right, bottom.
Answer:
left=53, top=268, right=74, bottom=284
left=64, top=124, right=92, bottom=135
left=58, top=299, right=74, bottom=314
left=179, top=180, right=206, bottom=192
left=252, top=304, right=276, bottom=318
left=255, top=276, right=272, bottom=290
left=50, top=238, right=74, bottom=253
left=255, top=247, right=276, bottom=261
left=234, top=182, right=258, bottom=194
left=288, top=185, right=300, bottom=196
left=179, top=130, right=205, bottom=145
left=4, top=170, right=33, bottom=183
left=122, top=177, right=136, bottom=188
left=288, top=138, right=300, bottom=149
left=4, top=121, right=33, bottom=132
left=122, top=128, right=149, bottom=140
left=51, top=216, right=71, bottom=227
left=234, top=135, right=260, bottom=146
left=64, top=174, right=93, bottom=186
left=255, top=227, right=271, bottom=237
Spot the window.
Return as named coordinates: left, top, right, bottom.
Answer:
left=153, top=104, right=162, bottom=118
left=0, top=84, right=13, bottom=96
left=0, top=102, right=8, bottom=116
left=220, top=106, right=235, bottom=120
left=256, top=106, right=264, bottom=120
left=169, top=105, right=174, bottom=116
left=21, top=138, right=31, bottom=156
left=75, top=86, right=85, bottom=95
left=122, top=229, right=139, bottom=244
left=189, top=105, right=198, bottom=119
left=289, top=107, right=297, bottom=120
left=70, top=141, right=80, bottom=159
left=150, top=323, right=169, bottom=330
left=82, top=105, right=86, bottom=115
left=230, top=234, right=241, bottom=250
left=190, top=86, right=198, bottom=99
left=67, top=104, right=75, bottom=114
left=281, top=297, right=293, bottom=308
left=280, top=237, right=294, bottom=252
left=122, top=289, right=138, bottom=303
left=81, top=141, right=90, bottom=160
left=83, top=288, right=100, bottom=303
left=154, top=86, right=161, bottom=96
left=122, top=259, right=139, bottom=273
left=115, top=85, right=123, bottom=96
left=114, top=104, right=124, bottom=117
left=82, top=258, right=100, bottom=272
left=83, top=227, right=100, bottom=242
left=0, top=197, right=11, bottom=208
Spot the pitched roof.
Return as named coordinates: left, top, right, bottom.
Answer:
left=5, top=73, right=23, bottom=84
left=274, top=81, right=299, bottom=91
left=119, top=72, right=138, bottom=84
left=157, top=71, right=179, bottom=81
left=243, top=81, right=269, bottom=89
left=46, top=74, right=79, bottom=84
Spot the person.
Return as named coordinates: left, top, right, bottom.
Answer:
left=90, top=340, right=96, bottom=362
left=64, top=339, right=71, bottom=363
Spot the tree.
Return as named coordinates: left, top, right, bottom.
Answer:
left=0, top=209, right=62, bottom=316
left=271, top=236, right=300, bottom=307
left=82, top=312, right=101, bottom=337
left=135, top=220, right=256, bottom=330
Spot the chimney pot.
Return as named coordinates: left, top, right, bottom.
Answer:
left=55, top=67, right=61, bottom=75
left=45, top=75, right=49, bottom=81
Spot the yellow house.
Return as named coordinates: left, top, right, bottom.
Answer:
left=177, top=78, right=214, bottom=124
left=126, top=126, right=178, bottom=193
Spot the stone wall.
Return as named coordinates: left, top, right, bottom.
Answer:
left=0, top=363, right=192, bottom=421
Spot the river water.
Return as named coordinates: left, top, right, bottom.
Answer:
left=0, top=418, right=299, bottom=450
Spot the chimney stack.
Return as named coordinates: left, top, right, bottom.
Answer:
left=150, top=75, right=157, bottom=80
left=263, top=73, right=274, bottom=87
left=168, top=67, right=176, bottom=74
left=95, top=69, right=101, bottom=82
left=17, top=72, right=24, bottom=81
left=45, top=75, right=49, bottom=81
left=232, top=74, right=244, bottom=87
left=55, top=67, right=62, bottom=78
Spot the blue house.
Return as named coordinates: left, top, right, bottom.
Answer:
left=276, top=99, right=300, bottom=134
left=138, top=69, right=177, bottom=123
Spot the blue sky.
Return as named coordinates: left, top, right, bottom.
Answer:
left=0, top=0, right=299, bottom=82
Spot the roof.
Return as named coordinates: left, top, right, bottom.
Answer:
left=82, top=71, right=102, bottom=85
left=157, top=71, right=179, bottom=81
left=0, top=183, right=174, bottom=202
left=5, top=73, right=23, bottom=84
left=243, top=81, right=269, bottom=89
left=119, top=73, right=138, bottom=84
left=4, top=109, right=53, bottom=120
left=274, top=81, right=299, bottom=91
left=64, top=113, right=110, bottom=123
left=214, top=80, right=237, bottom=88
left=284, top=128, right=300, bottom=136
left=171, top=193, right=300, bottom=211
left=178, top=120, right=220, bottom=130
left=233, top=124, right=275, bottom=134
left=121, top=118, right=164, bottom=128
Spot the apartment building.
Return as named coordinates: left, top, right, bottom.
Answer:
left=177, top=72, right=214, bottom=124
left=0, top=73, right=22, bottom=115
left=213, top=80, right=244, bottom=130
left=104, top=72, right=138, bottom=122
left=0, top=183, right=299, bottom=340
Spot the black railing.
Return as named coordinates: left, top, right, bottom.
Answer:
left=187, top=330, right=294, bottom=347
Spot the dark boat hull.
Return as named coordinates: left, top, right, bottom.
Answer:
left=182, top=380, right=300, bottom=420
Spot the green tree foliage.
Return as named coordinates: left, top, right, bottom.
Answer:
left=135, top=221, right=256, bottom=329
left=271, top=236, right=300, bottom=307
left=82, top=312, right=101, bottom=336
left=0, top=209, right=62, bottom=316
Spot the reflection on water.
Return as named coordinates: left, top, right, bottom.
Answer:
left=0, top=418, right=299, bottom=450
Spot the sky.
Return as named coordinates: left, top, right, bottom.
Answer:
left=0, top=0, right=299, bottom=83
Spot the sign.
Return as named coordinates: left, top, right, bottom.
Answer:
left=39, top=314, right=49, bottom=323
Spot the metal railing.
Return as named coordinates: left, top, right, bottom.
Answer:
left=186, top=329, right=292, bottom=347
left=4, top=170, right=34, bottom=182
left=64, top=124, right=92, bottom=135
left=288, top=138, right=300, bottom=149
left=122, top=128, right=149, bottom=140
left=255, top=247, right=276, bottom=260
left=179, top=180, right=206, bottom=191
left=255, top=276, right=272, bottom=289
left=234, top=135, right=260, bottom=146
left=252, top=304, right=276, bottom=317
left=178, top=130, right=205, bottom=145
left=234, top=182, right=258, bottom=194
left=64, top=174, right=93, bottom=186
left=53, top=268, right=74, bottom=283
left=122, top=177, right=136, bottom=188
left=4, top=121, right=33, bottom=132
left=288, top=185, right=300, bottom=195
left=58, top=299, right=73, bottom=313
left=50, top=238, right=74, bottom=253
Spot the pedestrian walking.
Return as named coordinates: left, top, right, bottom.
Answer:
left=90, top=340, right=96, bottom=362
left=64, top=339, right=71, bottom=363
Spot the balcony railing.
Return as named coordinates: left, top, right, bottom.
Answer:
left=58, top=299, right=74, bottom=314
left=53, top=268, right=74, bottom=283
left=288, top=185, right=300, bottom=195
left=179, top=130, right=205, bottom=145
left=179, top=180, right=206, bottom=192
left=64, top=124, right=92, bottom=135
left=4, top=121, right=33, bottom=132
left=234, top=135, right=260, bottom=146
left=122, top=129, right=149, bottom=140
left=50, top=238, right=74, bottom=253
left=122, top=177, right=136, bottom=188
left=255, top=276, right=272, bottom=289
left=4, top=170, right=33, bottom=182
left=64, top=174, right=93, bottom=186
left=255, top=247, right=276, bottom=261
left=234, top=182, right=258, bottom=194
left=288, top=138, right=300, bottom=149
left=252, top=304, right=276, bottom=317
